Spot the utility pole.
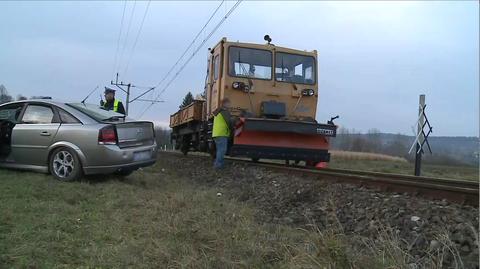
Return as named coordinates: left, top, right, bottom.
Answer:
left=111, top=73, right=132, bottom=115
left=110, top=73, right=163, bottom=116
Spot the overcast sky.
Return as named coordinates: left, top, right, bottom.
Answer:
left=0, top=1, right=478, bottom=136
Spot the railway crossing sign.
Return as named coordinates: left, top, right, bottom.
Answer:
left=408, top=94, right=433, bottom=176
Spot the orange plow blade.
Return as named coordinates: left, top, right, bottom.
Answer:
left=229, top=118, right=336, bottom=163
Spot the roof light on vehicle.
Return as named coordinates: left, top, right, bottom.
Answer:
left=98, top=125, right=117, bottom=145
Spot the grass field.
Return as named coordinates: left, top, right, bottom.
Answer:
left=0, top=165, right=463, bottom=268
left=329, top=151, right=479, bottom=181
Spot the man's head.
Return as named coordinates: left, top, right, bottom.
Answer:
left=104, top=87, right=116, bottom=102
left=221, top=98, right=231, bottom=108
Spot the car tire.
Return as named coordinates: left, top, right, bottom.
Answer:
left=49, top=147, right=83, bottom=182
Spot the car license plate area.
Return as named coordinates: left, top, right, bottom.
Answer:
left=133, top=150, right=151, bottom=162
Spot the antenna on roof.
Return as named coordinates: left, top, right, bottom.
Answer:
left=81, top=86, right=99, bottom=104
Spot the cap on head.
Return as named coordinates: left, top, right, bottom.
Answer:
left=104, top=87, right=116, bottom=94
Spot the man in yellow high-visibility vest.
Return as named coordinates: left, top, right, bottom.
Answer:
left=212, top=98, right=232, bottom=169
left=100, top=87, right=126, bottom=115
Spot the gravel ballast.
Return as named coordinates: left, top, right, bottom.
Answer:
left=157, top=152, right=479, bottom=268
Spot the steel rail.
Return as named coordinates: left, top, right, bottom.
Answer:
left=161, top=151, right=479, bottom=206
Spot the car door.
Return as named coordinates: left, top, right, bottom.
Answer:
left=11, top=103, right=60, bottom=166
left=0, top=102, right=26, bottom=161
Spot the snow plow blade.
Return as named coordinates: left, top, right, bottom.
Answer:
left=229, top=118, right=336, bottom=162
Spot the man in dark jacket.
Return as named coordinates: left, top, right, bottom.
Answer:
left=100, top=87, right=126, bottom=115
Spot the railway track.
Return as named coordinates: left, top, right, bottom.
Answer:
left=162, top=151, right=479, bottom=207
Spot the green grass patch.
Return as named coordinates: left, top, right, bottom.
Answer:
left=0, top=167, right=466, bottom=268
left=329, top=158, right=479, bottom=181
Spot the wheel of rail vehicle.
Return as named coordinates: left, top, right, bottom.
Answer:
left=180, top=136, right=191, bottom=155
left=181, top=144, right=189, bottom=155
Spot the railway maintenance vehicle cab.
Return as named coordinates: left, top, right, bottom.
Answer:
left=170, top=36, right=337, bottom=167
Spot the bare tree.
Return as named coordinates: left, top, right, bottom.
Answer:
left=0, top=85, right=13, bottom=104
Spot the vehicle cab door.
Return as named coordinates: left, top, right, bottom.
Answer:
left=11, top=103, right=60, bottom=166
left=207, top=42, right=224, bottom=116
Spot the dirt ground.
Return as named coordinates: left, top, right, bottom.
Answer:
left=157, top=152, right=479, bottom=268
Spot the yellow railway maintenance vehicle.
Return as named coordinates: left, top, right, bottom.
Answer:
left=170, top=36, right=338, bottom=167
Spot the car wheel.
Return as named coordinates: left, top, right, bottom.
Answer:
left=50, top=147, right=82, bottom=182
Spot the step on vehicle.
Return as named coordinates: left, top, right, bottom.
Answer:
left=0, top=100, right=157, bottom=181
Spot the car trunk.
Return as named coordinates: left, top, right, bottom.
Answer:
left=115, top=121, right=155, bottom=148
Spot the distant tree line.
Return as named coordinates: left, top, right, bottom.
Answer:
left=155, top=127, right=172, bottom=150
left=0, top=84, right=38, bottom=104
left=333, top=127, right=409, bottom=157
left=332, top=127, right=477, bottom=166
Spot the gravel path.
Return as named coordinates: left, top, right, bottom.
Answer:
left=157, top=152, right=479, bottom=268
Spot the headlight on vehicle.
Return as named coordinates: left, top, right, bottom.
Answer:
left=302, top=89, right=315, bottom=96
left=233, top=82, right=246, bottom=90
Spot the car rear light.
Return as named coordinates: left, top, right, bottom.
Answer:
left=98, top=125, right=117, bottom=145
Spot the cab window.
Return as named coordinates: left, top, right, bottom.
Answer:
left=229, top=47, right=272, bottom=80
left=22, top=105, right=54, bottom=124
left=213, top=55, right=220, bottom=80
left=275, top=52, right=316, bottom=84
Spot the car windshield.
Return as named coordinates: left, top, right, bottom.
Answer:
left=229, top=47, right=272, bottom=80
left=68, top=103, right=128, bottom=122
left=275, top=52, right=315, bottom=85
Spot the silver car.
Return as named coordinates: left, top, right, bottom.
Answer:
left=0, top=99, right=157, bottom=181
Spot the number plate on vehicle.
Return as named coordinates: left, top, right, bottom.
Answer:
left=316, top=128, right=335, bottom=136
left=133, top=150, right=151, bottom=161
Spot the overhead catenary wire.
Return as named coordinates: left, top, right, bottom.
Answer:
left=138, top=0, right=242, bottom=118
left=152, top=0, right=225, bottom=90
left=111, top=0, right=127, bottom=79
left=116, top=0, right=137, bottom=75
left=122, top=0, right=152, bottom=79
left=131, top=0, right=226, bottom=104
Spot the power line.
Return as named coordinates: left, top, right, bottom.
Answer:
left=116, top=0, right=137, bottom=74
left=132, top=0, right=225, bottom=116
left=111, top=0, right=127, bottom=79
left=123, top=0, right=151, bottom=78
left=138, top=0, right=242, bottom=118
left=153, top=0, right=225, bottom=90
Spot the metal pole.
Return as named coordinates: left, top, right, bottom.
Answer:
left=414, top=94, right=425, bottom=176
left=126, top=83, right=131, bottom=116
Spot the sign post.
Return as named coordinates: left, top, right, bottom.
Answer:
left=409, top=94, right=433, bottom=176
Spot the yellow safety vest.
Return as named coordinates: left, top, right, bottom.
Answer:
left=104, top=99, right=120, bottom=112
left=212, top=112, right=230, bottom=138
left=113, top=99, right=119, bottom=112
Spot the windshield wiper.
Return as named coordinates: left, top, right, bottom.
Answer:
left=102, top=116, right=126, bottom=122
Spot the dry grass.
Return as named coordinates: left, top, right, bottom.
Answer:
left=0, top=166, right=473, bottom=268
left=330, top=150, right=408, bottom=163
